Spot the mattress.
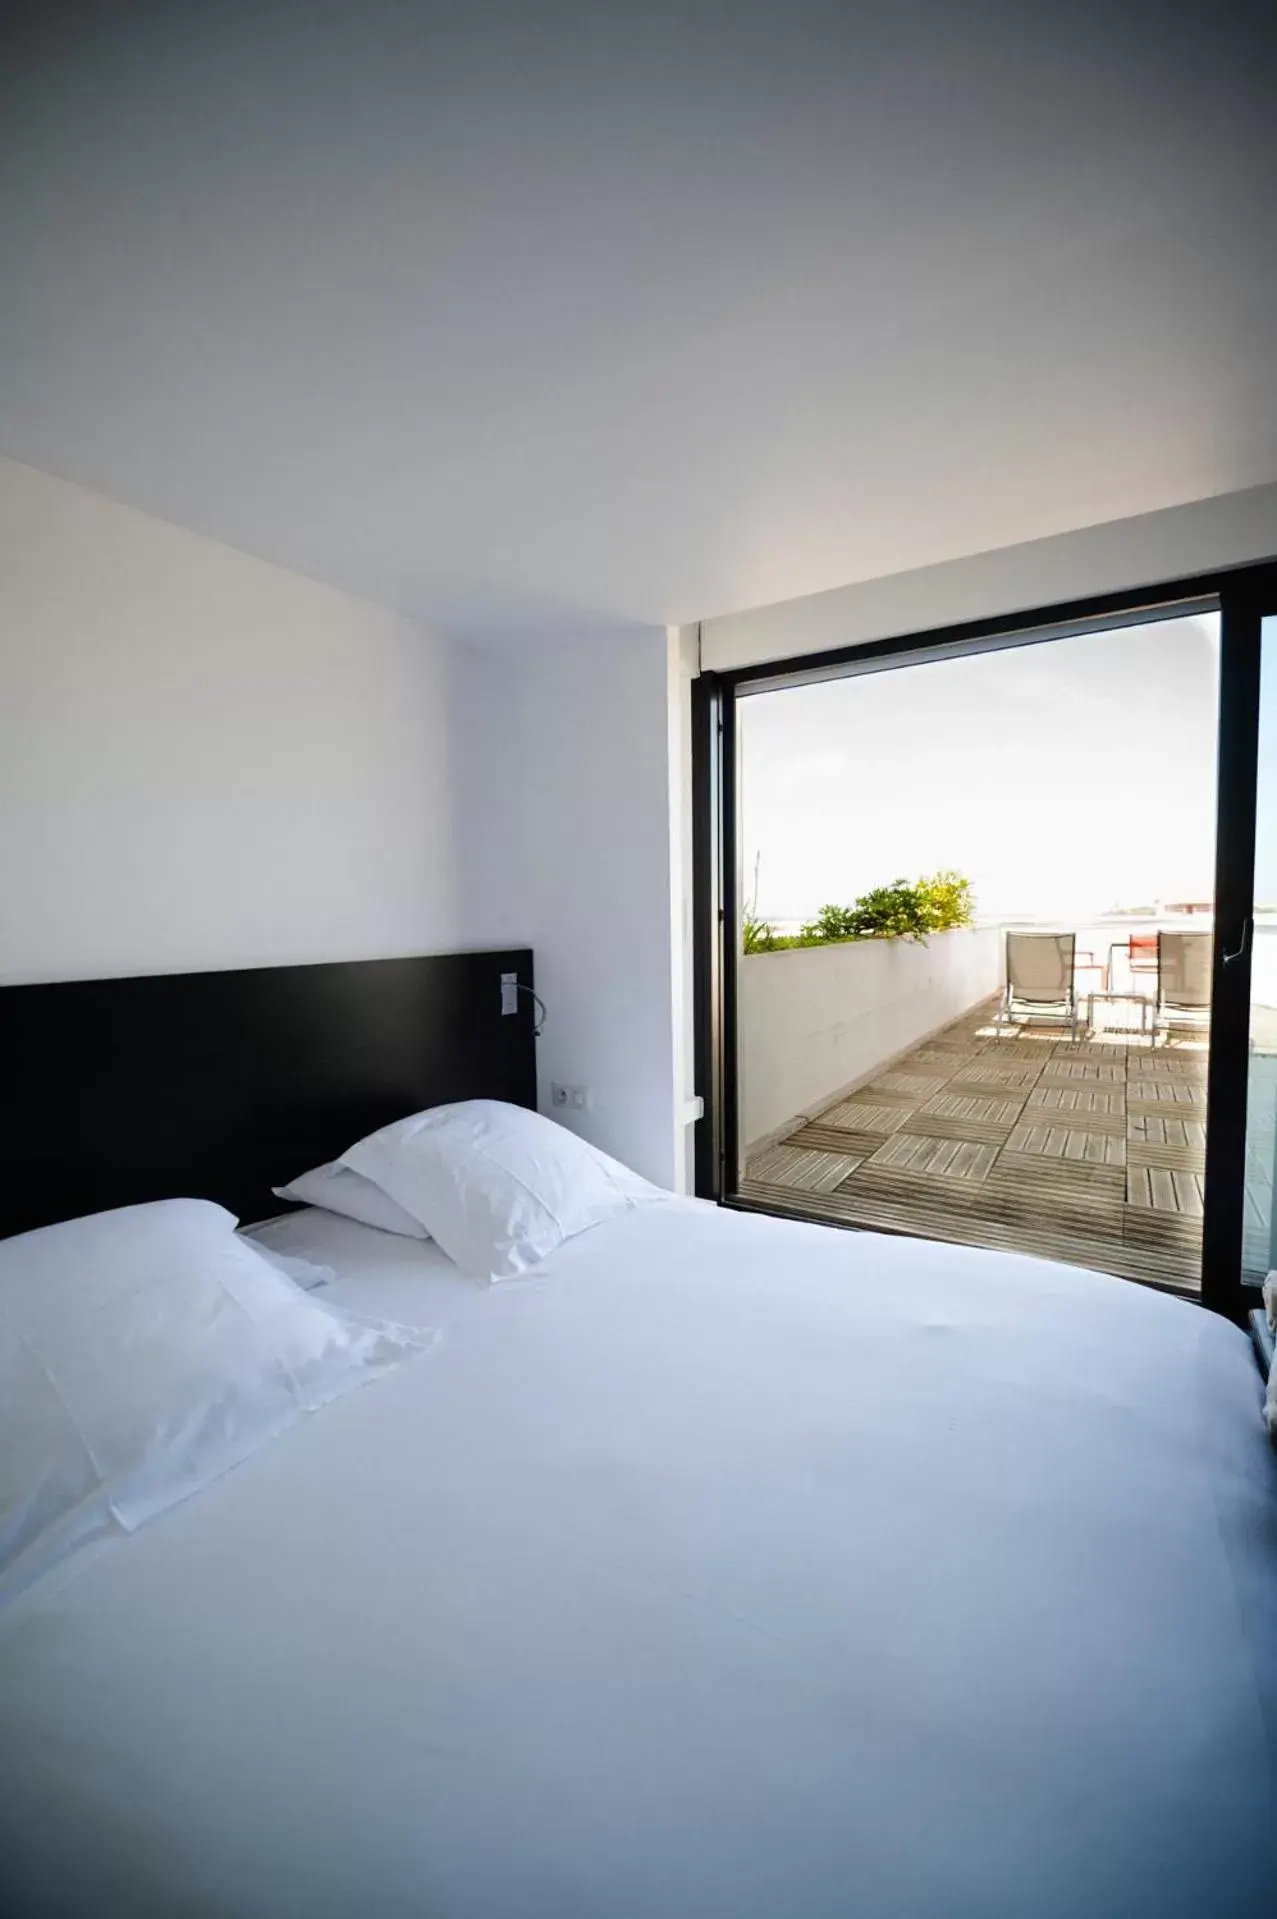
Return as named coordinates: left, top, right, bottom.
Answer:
left=1, top=1199, right=1274, bottom=1918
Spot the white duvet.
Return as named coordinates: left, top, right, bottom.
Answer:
left=1, top=1199, right=1274, bottom=1918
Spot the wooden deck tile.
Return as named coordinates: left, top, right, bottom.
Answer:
left=1038, top=1059, right=1125, bottom=1083
left=1004, top=1123, right=1126, bottom=1166
left=1025, top=1086, right=1126, bottom=1125
left=734, top=1180, right=1199, bottom=1292
left=815, top=1099, right=912, bottom=1135
left=1050, top=1040, right=1138, bottom=1060
left=866, top=1133, right=999, bottom=1182
left=1124, top=1210, right=1203, bottom=1254
left=835, top=1167, right=1122, bottom=1242
left=1128, top=1140, right=1205, bottom=1174
left=863, top=1071, right=953, bottom=1100
left=905, top=1112, right=1017, bottom=1146
left=1127, top=1166, right=1205, bottom=1216
left=920, top=1090, right=1025, bottom=1126
left=786, top=1123, right=889, bottom=1159
left=1129, top=1113, right=1206, bottom=1147
left=1127, top=1114, right=1206, bottom=1173
left=745, top=1143, right=865, bottom=1191
left=947, top=1063, right=1043, bottom=1090
left=738, top=1180, right=855, bottom=1219
left=985, top=1159, right=1126, bottom=1227
left=1128, top=1078, right=1207, bottom=1105
left=744, top=1000, right=1205, bottom=1294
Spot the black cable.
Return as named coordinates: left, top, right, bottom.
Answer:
left=515, top=981, right=547, bottom=1036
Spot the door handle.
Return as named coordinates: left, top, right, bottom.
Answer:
left=1222, top=917, right=1252, bottom=966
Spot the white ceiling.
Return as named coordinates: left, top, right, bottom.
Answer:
left=2, top=1, right=1275, bottom=640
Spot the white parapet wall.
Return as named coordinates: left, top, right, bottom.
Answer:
left=739, top=925, right=1004, bottom=1153
left=1251, top=919, right=1277, bottom=1014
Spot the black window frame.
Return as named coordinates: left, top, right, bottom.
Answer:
left=692, top=558, right=1277, bottom=1325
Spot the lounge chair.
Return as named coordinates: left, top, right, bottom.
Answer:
left=1152, top=931, right=1212, bottom=1043
left=995, top=932, right=1081, bottom=1038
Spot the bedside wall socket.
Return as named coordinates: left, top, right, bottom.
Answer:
left=551, top=1082, right=592, bottom=1112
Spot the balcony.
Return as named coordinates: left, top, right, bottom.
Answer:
left=739, top=921, right=1211, bottom=1293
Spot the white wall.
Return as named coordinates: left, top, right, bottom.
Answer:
left=739, top=927, right=1003, bottom=1152
left=702, top=482, right=1277, bottom=672
left=0, top=456, right=524, bottom=985
left=0, top=455, right=692, bottom=1194
left=516, top=628, right=686, bottom=1190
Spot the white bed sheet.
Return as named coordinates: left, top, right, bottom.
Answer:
left=1, top=1200, right=1274, bottom=1918
left=246, top=1206, right=483, bottom=1328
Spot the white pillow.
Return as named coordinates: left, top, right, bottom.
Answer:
left=340, top=1099, right=664, bottom=1280
left=273, top=1161, right=430, bottom=1239
left=0, top=1199, right=433, bottom=1606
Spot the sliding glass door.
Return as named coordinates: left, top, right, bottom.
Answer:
left=728, top=604, right=1220, bottom=1296
left=696, top=563, right=1277, bottom=1324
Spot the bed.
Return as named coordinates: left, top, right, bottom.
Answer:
left=1, top=956, right=1275, bottom=1918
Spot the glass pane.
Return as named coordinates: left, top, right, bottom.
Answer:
left=734, top=610, right=1220, bottom=1296
left=1243, top=614, right=1277, bottom=1286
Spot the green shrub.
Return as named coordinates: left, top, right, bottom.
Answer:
left=748, top=870, right=975, bottom=953
left=798, top=903, right=862, bottom=943
left=828, top=871, right=975, bottom=943
left=744, top=914, right=809, bottom=952
left=841, top=882, right=931, bottom=941
left=916, top=869, right=974, bottom=932
left=742, top=913, right=778, bottom=954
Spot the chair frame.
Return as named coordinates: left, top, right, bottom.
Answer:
left=1150, top=930, right=1212, bottom=1047
left=994, top=932, right=1082, bottom=1040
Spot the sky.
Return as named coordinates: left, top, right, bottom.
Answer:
left=739, top=613, right=1223, bottom=925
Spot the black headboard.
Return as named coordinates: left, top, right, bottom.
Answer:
left=0, top=949, right=536, bottom=1239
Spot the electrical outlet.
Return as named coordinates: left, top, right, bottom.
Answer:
left=551, top=1082, right=592, bottom=1111
left=500, top=972, right=518, bottom=1016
